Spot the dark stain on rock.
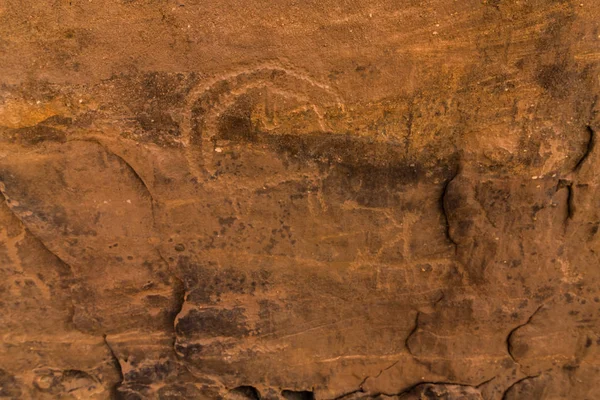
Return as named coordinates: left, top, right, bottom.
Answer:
left=176, top=307, right=249, bottom=338
left=0, top=369, right=22, bottom=398
left=219, top=216, right=237, bottom=227
left=158, top=383, right=216, bottom=400
left=11, top=124, right=66, bottom=145
left=536, top=61, right=575, bottom=99
left=184, top=265, right=270, bottom=305
left=123, top=360, right=175, bottom=385
left=174, top=243, right=185, bottom=252
left=281, top=389, right=315, bottom=400
left=229, top=385, right=261, bottom=399
left=174, top=342, right=204, bottom=359
left=136, top=111, right=180, bottom=138
left=217, top=96, right=258, bottom=143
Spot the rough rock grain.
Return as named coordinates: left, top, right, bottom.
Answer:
left=1, top=0, right=599, bottom=399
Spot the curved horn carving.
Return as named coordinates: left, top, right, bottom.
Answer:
left=182, top=64, right=345, bottom=179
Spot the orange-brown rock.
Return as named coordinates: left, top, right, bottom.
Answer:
left=1, top=0, right=599, bottom=399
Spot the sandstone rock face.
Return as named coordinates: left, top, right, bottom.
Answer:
left=1, top=1, right=599, bottom=399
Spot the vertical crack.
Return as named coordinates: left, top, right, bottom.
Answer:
left=557, top=179, right=574, bottom=224
left=103, top=334, right=124, bottom=399
left=405, top=311, right=421, bottom=357
left=441, top=170, right=460, bottom=252
left=404, top=97, right=415, bottom=155
left=170, top=272, right=186, bottom=354
left=157, top=248, right=189, bottom=368
left=565, top=182, right=574, bottom=220
left=572, top=125, right=595, bottom=173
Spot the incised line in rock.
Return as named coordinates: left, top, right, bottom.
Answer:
left=103, top=334, right=125, bottom=399
left=500, top=374, right=540, bottom=400
left=440, top=168, right=460, bottom=253
left=572, top=125, right=595, bottom=173
left=506, top=303, right=545, bottom=364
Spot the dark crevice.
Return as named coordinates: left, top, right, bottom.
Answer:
left=565, top=182, right=574, bottom=220
left=500, top=374, right=540, bottom=400
left=156, top=249, right=186, bottom=332
left=572, top=125, right=595, bottom=173
left=405, top=311, right=421, bottom=357
left=367, top=379, right=490, bottom=398
left=557, top=179, right=574, bottom=223
left=374, top=360, right=400, bottom=380
left=157, top=251, right=195, bottom=381
left=229, top=385, right=261, bottom=399
left=475, top=376, right=496, bottom=388
left=170, top=273, right=186, bottom=359
left=156, top=248, right=188, bottom=368
left=506, top=304, right=545, bottom=364
left=330, top=386, right=364, bottom=400
left=433, top=291, right=445, bottom=307
left=339, top=375, right=370, bottom=399
left=103, top=334, right=124, bottom=400
left=440, top=169, right=460, bottom=253
left=170, top=273, right=186, bottom=330
left=281, top=389, right=315, bottom=400
left=329, top=359, right=402, bottom=399
left=404, top=97, right=415, bottom=155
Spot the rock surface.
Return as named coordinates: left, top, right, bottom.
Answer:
left=1, top=0, right=600, bottom=399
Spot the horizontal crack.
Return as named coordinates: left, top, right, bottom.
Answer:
left=329, top=382, right=365, bottom=400
left=366, top=379, right=490, bottom=398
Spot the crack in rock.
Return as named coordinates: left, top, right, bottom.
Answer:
left=405, top=311, right=421, bottom=357
left=328, top=376, right=368, bottom=400
left=170, top=272, right=187, bottom=359
left=441, top=168, right=460, bottom=252
left=506, top=304, right=545, bottom=364
left=475, top=376, right=496, bottom=389
left=103, top=334, right=124, bottom=399
left=0, top=191, right=76, bottom=276
left=0, top=190, right=82, bottom=331
left=364, top=379, right=490, bottom=398
left=556, top=179, right=574, bottom=225
left=500, top=374, right=540, bottom=400
left=572, top=125, right=595, bottom=173
left=327, top=358, right=402, bottom=399
left=68, top=138, right=159, bottom=219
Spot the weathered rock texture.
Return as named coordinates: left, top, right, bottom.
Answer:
left=1, top=0, right=600, bottom=399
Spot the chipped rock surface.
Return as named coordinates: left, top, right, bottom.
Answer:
left=1, top=0, right=600, bottom=399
